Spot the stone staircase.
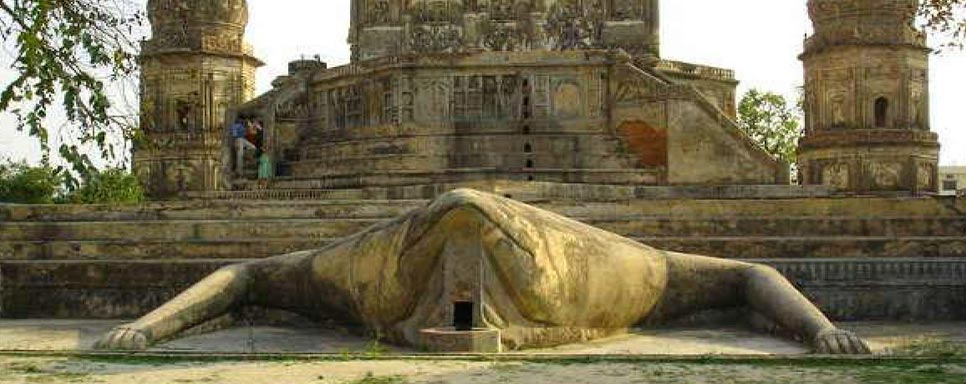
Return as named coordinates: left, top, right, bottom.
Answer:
left=2, top=195, right=965, bottom=320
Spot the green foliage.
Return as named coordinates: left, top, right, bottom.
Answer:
left=890, top=338, right=966, bottom=358
left=0, top=159, right=143, bottom=205
left=737, top=89, right=803, bottom=164
left=0, top=0, right=143, bottom=175
left=920, top=0, right=966, bottom=49
left=67, top=167, right=144, bottom=204
left=0, top=160, right=64, bottom=204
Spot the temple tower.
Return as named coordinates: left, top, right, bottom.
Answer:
left=798, top=0, right=940, bottom=194
left=135, top=0, right=262, bottom=198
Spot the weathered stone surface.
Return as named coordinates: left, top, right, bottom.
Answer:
left=419, top=328, right=502, bottom=353
left=135, top=0, right=262, bottom=198
left=234, top=51, right=776, bottom=190
left=798, top=0, right=939, bottom=194
left=2, top=192, right=963, bottom=323
left=125, top=0, right=781, bottom=195
left=87, top=190, right=869, bottom=354
left=348, top=0, right=661, bottom=61
left=0, top=260, right=227, bottom=318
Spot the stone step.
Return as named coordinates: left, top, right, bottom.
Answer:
left=3, top=258, right=964, bottom=319
left=588, top=216, right=966, bottom=238
left=0, top=239, right=335, bottom=260
left=0, top=200, right=425, bottom=222
left=645, top=236, right=966, bottom=259
left=2, top=236, right=965, bottom=261
left=293, top=150, right=640, bottom=170
left=297, top=133, right=628, bottom=161
left=279, top=167, right=663, bottom=188
left=214, top=183, right=838, bottom=201
left=3, top=215, right=965, bottom=242
left=11, top=185, right=959, bottom=223
left=0, top=259, right=233, bottom=318
left=0, top=219, right=381, bottom=241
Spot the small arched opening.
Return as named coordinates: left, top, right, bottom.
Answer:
left=524, top=143, right=533, bottom=153
left=526, top=159, right=534, bottom=169
left=874, top=97, right=889, bottom=128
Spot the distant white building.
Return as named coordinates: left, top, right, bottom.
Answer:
left=939, top=166, right=966, bottom=196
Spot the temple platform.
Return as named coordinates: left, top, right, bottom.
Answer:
left=1, top=320, right=964, bottom=356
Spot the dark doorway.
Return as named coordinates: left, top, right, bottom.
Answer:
left=453, top=302, right=474, bottom=331
left=874, top=97, right=889, bottom=128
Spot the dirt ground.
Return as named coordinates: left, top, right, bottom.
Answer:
left=1, top=321, right=965, bottom=383
left=4, top=320, right=966, bottom=355
left=1, top=355, right=965, bottom=384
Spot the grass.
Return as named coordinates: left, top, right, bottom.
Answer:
left=890, top=338, right=966, bottom=358
left=345, top=372, right=408, bottom=384
left=0, top=361, right=91, bottom=383
left=2, top=354, right=966, bottom=384
left=852, top=364, right=966, bottom=384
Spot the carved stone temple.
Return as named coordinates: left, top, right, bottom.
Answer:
left=135, top=0, right=801, bottom=198
left=135, top=0, right=262, bottom=197
left=5, top=0, right=960, bottom=340
left=797, top=0, right=940, bottom=194
left=132, top=0, right=947, bottom=198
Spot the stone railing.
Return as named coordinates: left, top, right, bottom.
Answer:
left=654, top=60, right=736, bottom=82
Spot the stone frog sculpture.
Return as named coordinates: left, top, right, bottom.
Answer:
left=96, top=189, right=869, bottom=354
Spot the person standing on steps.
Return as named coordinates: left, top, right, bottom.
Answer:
left=257, top=140, right=274, bottom=189
left=231, top=117, right=257, bottom=177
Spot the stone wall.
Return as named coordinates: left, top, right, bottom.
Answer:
left=2, top=193, right=964, bottom=321
left=237, top=51, right=776, bottom=189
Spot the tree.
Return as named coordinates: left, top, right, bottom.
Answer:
left=920, top=0, right=966, bottom=49
left=737, top=89, right=803, bottom=165
left=0, top=0, right=143, bottom=176
left=0, top=158, right=144, bottom=204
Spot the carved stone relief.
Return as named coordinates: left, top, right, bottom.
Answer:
left=822, top=163, right=850, bottom=190
left=610, top=0, right=643, bottom=20
left=613, top=67, right=664, bottom=104
left=367, top=0, right=392, bottom=25
left=827, top=90, right=847, bottom=129
left=277, top=94, right=311, bottom=121
left=544, top=0, right=606, bottom=50
left=410, top=25, right=464, bottom=53
left=917, top=162, right=934, bottom=190
left=480, top=21, right=528, bottom=51
left=871, top=162, right=902, bottom=189
left=414, top=77, right=453, bottom=121
left=551, top=79, right=582, bottom=118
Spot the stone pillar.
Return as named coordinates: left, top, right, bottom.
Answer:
left=601, top=0, right=661, bottom=57
left=797, top=0, right=940, bottom=195
left=135, top=0, right=263, bottom=199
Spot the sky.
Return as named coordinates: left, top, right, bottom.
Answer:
left=2, top=0, right=964, bottom=166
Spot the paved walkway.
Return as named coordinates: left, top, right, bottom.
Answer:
left=1, top=320, right=964, bottom=355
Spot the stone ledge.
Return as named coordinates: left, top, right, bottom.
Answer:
left=2, top=258, right=964, bottom=320
left=419, top=328, right=501, bottom=353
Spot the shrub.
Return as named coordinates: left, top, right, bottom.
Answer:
left=0, top=161, right=64, bottom=204
left=68, top=168, right=145, bottom=204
